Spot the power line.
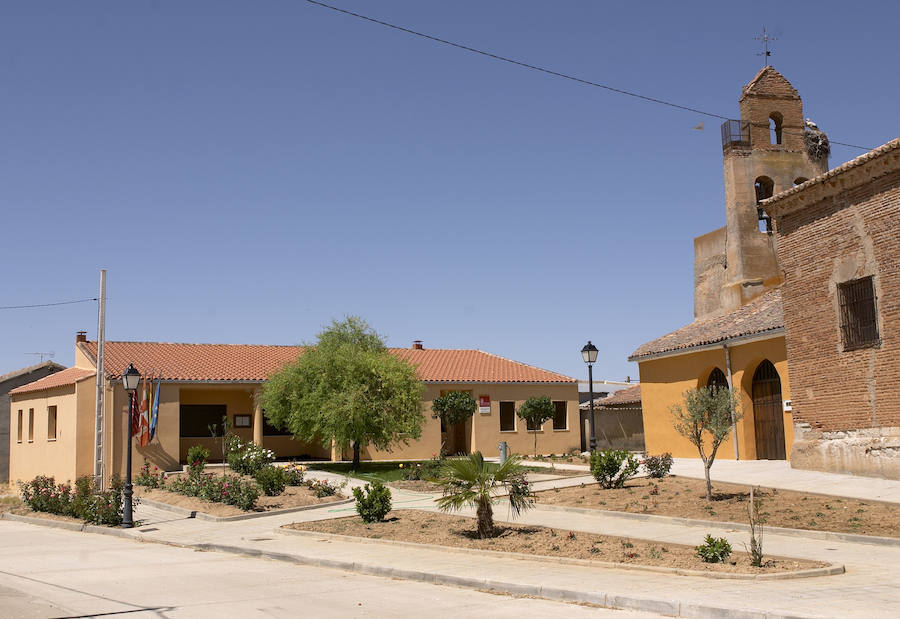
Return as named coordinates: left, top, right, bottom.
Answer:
left=0, top=298, right=97, bottom=310
left=303, top=0, right=873, bottom=151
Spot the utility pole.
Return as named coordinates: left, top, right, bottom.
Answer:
left=93, top=269, right=107, bottom=490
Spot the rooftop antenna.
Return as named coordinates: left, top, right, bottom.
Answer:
left=26, top=352, right=55, bottom=363
left=755, top=27, right=776, bottom=66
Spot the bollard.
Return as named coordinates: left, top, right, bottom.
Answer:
left=498, top=441, right=508, bottom=465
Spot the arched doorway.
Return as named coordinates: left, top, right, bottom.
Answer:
left=751, top=360, right=785, bottom=460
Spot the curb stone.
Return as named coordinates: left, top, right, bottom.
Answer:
left=0, top=510, right=839, bottom=619
left=2, top=511, right=85, bottom=531
left=278, top=526, right=844, bottom=581
left=533, top=503, right=900, bottom=547
left=137, top=495, right=354, bottom=522
left=167, top=540, right=826, bottom=619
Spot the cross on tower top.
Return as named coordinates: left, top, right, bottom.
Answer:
left=755, top=27, right=776, bottom=66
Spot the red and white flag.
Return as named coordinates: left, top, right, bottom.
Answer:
left=138, top=376, right=151, bottom=447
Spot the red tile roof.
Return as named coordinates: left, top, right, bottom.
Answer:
left=580, top=384, right=641, bottom=410
left=79, top=341, right=575, bottom=384
left=8, top=367, right=95, bottom=395
left=629, top=289, right=783, bottom=361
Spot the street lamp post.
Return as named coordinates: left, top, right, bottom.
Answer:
left=581, top=341, right=599, bottom=453
left=121, top=363, right=141, bottom=528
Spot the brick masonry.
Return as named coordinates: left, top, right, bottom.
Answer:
left=770, top=150, right=900, bottom=478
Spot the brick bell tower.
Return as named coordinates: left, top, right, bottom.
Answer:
left=694, top=66, right=829, bottom=318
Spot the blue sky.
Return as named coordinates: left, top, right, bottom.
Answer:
left=2, top=1, right=897, bottom=382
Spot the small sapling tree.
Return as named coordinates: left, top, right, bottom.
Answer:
left=516, top=396, right=555, bottom=457
left=431, top=391, right=476, bottom=454
left=670, top=386, right=741, bottom=501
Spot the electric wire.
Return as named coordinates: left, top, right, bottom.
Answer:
left=304, top=0, right=873, bottom=151
left=0, top=298, right=98, bottom=310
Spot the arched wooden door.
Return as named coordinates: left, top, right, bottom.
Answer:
left=751, top=360, right=785, bottom=460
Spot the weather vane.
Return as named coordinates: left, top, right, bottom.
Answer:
left=755, top=27, right=776, bottom=66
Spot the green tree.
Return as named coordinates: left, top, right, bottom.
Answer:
left=435, top=451, right=533, bottom=539
left=431, top=391, right=476, bottom=454
left=516, top=396, right=555, bottom=457
left=670, top=386, right=742, bottom=501
left=259, top=317, right=424, bottom=470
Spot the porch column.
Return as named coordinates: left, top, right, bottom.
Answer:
left=253, top=401, right=263, bottom=446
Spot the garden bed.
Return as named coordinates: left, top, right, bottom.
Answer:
left=286, top=509, right=824, bottom=574
left=135, top=474, right=343, bottom=517
left=389, top=480, right=443, bottom=493
left=534, top=476, right=900, bottom=538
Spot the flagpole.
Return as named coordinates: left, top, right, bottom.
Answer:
left=93, top=269, right=106, bottom=491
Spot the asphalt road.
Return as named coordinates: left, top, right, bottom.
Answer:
left=0, top=521, right=660, bottom=618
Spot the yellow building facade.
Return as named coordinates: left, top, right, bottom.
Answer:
left=9, top=337, right=579, bottom=485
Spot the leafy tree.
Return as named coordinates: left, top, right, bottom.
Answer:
left=431, top=391, right=476, bottom=448
left=260, top=317, right=424, bottom=470
left=516, top=396, right=555, bottom=457
left=435, top=451, right=533, bottom=539
left=670, top=386, right=742, bottom=501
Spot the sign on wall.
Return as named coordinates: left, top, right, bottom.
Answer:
left=478, top=395, right=491, bottom=414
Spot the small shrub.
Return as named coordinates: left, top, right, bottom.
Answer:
left=589, top=449, right=641, bottom=489
left=642, top=452, right=673, bottom=478
left=19, top=476, right=71, bottom=514
left=187, top=445, right=210, bottom=480
left=352, top=480, right=392, bottom=523
left=82, top=477, right=131, bottom=526
left=306, top=478, right=345, bottom=498
left=135, top=460, right=167, bottom=489
left=19, top=475, right=130, bottom=525
left=226, top=437, right=276, bottom=476
left=696, top=535, right=732, bottom=563
left=403, top=457, right=443, bottom=481
left=282, top=463, right=306, bottom=486
left=254, top=466, right=287, bottom=496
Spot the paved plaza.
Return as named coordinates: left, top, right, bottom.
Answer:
left=2, top=460, right=899, bottom=618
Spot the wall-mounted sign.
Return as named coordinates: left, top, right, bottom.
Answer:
left=478, top=395, right=491, bottom=414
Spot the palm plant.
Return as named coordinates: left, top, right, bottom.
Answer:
left=434, top=451, right=533, bottom=539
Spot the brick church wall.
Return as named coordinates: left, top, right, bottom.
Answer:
left=773, top=164, right=900, bottom=478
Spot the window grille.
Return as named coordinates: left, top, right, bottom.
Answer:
left=838, top=276, right=879, bottom=350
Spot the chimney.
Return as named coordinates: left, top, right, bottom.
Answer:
left=412, top=340, right=423, bottom=350
left=76, top=331, right=88, bottom=343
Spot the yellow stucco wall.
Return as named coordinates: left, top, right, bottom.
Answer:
left=12, top=375, right=580, bottom=480
left=9, top=385, right=81, bottom=483
left=359, top=383, right=580, bottom=461
left=637, top=337, right=792, bottom=460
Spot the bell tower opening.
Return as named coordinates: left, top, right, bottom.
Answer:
left=769, top=112, right=783, bottom=145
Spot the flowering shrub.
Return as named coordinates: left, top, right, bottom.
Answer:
left=20, top=475, right=72, bottom=514
left=254, top=466, right=287, bottom=496
left=226, top=437, right=275, bottom=476
left=305, top=478, right=345, bottom=498
left=19, top=475, right=130, bottom=526
left=506, top=473, right=535, bottom=510
left=187, top=445, right=210, bottom=481
left=642, top=453, right=674, bottom=479
left=135, top=460, right=167, bottom=489
left=402, top=457, right=443, bottom=481
left=282, top=463, right=306, bottom=486
left=168, top=473, right=259, bottom=511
